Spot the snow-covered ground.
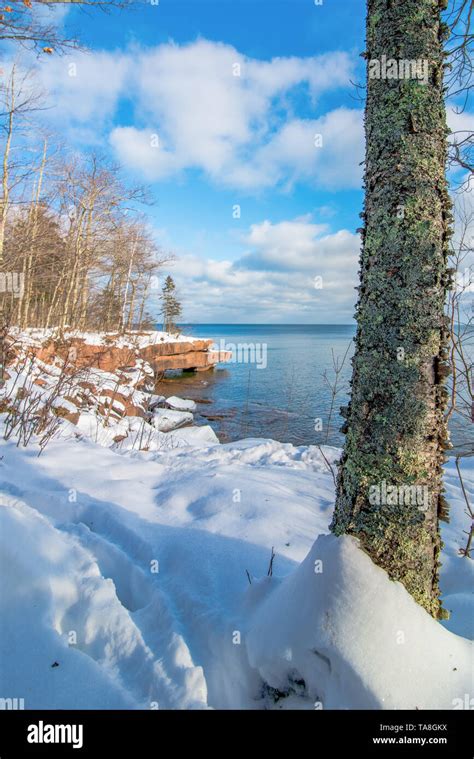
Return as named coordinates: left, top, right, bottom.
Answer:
left=8, top=328, right=202, bottom=349
left=0, top=335, right=472, bottom=710
left=0, top=428, right=472, bottom=710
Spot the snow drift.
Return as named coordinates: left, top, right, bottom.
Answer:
left=245, top=534, right=472, bottom=710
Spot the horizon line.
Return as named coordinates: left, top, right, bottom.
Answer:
left=172, top=322, right=357, bottom=327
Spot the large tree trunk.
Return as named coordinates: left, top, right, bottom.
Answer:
left=331, top=0, right=452, bottom=618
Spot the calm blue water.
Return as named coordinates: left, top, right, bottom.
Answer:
left=158, top=324, right=472, bottom=451
left=161, top=324, right=355, bottom=447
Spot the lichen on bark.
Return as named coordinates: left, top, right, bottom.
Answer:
left=330, top=0, right=453, bottom=619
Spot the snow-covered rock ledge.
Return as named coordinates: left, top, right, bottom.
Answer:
left=7, top=328, right=231, bottom=374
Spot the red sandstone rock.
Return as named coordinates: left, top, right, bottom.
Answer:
left=98, top=388, right=145, bottom=419
left=17, top=334, right=231, bottom=375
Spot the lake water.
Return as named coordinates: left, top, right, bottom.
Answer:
left=158, top=324, right=471, bottom=451
left=161, top=324, right=351, bottom=447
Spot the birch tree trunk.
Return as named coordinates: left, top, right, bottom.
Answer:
left=331, top=0, right=452, bottom=619
left=20, top=139, right=47, bottom=328
left=0, top=66, right=15, bottom=265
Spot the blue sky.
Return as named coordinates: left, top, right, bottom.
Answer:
left=24, top=1, right=472, bottom=322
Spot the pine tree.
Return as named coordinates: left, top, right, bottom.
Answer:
left=331, top=0, right=453, bottom=618
left=160, top=276, right=182, bottom=334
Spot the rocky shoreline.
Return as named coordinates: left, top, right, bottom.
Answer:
left=1, top=329, right=231, bottom=450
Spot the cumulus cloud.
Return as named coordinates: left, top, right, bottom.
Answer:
left=34, top=39, right=362, bottom=191
left=117, top=42, right=362, bottom=189
left=38, top=51, right=129, bottom=129
left=238, top=217, right=358, bottom=273
left=249, top=108, right=364, bottom=190
left=447, top=107, right=474, bottom=138
left=164, top=217, right=361, bottom=323
left=109, top=126, right=179, bottom=178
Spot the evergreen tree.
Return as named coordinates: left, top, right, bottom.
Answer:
left=331, top=0, right=452, bottom=618
left=160, top=276, right=182, bottom=334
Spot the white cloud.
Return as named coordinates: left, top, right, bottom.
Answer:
left=33, top=39, right=362, bottom=191
left=109, top=126, right=179, bottom=178
left=246, top=51, right=355, bottom=98
left=38, top=50, right=129, bottom=127
left=238, top=217, right=358, bottom=272
left=164, top=217, right=361, bottom=323
left=118, top=41, right=362, bottom=190
left=447, top=107, right=474, bottom=137
left=249, top=108, right=364, bottom=190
